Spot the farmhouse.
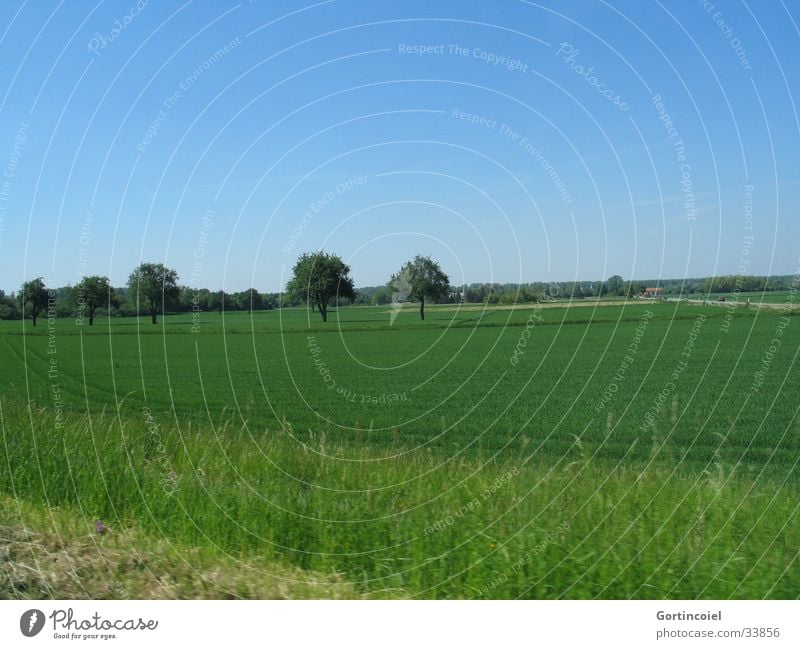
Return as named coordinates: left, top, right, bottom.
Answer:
left=642, top=287, right=663, bottom=299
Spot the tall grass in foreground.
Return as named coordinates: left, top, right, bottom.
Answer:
left=1, top=397, right=798, bottom=599
left=0, top=496, right=360, bottom=599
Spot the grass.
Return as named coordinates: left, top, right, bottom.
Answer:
left=1, top=300, right=799, bottom=598
left=1, top=396, right=799, bottom=598
left=0, top=496, right=362, bottom=599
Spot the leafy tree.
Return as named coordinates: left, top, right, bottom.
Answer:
left=236, top=288, right=264, bottom=313
left=390, top=255, right=450, bottom=320
left=370, top=286, right=392, bottom=306
left=178, top=286, right=207, bottom=313
left=286, top=251, right=356, bottom=322
left=207, top=290, right=225, bottom=314
left=0, top=290, right=19, bottom=320
left=195, top=288, right=213, bottom=313
left=19, top=277, right=49, bottom=326
left=72, top=275, right=119, bottom=325
left=624, top=282, right=642, bottom=298
left=702, top=274, right=767, bottom=295
left=606, top=275, right=624, bottom=296
left=127, top=263, right=180, bottom=324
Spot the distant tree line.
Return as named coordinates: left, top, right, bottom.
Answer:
left=3, top=261, right=796, bottom=324
left=352, top=274, right=796, bottom=307
left=0, top=285, right=291, bottom=322
left=4, top=263, right=288, bottom=325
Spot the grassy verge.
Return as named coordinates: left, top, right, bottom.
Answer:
left=1, top=397, right=798, bottom=598
left=0, top=496, right=365, bottom=599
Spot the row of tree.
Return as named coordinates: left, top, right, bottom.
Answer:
left=6, top=257, right=795, bottom=325
left=0, top=284, right=284, bottom=323
left=14, top=265, right=181, bottom=326
left=9, top=254, right=452, bottom=325
left=11, top=264, right=283, bottom=326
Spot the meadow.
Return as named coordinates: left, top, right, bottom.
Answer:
left=1, top=299, right=799, bottom=598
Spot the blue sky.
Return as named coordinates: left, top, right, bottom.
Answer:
left=0, top=0, right=798, bottom=293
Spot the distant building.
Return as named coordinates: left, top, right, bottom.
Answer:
left=643, top=287, right=663, bottom=298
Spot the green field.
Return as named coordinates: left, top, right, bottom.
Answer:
left=2, top=301, right=799, bottom=598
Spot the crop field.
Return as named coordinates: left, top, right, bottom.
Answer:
left=2, top=301, right=798, bottom=468
left=2, top=300, right=800, bottom=598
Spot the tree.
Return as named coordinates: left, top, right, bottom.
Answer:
left=207, top=290, right=225, bottom=314
left=127, top=263, right=180, bottom=324
left=0, top=290, right=19, bottom=320
left=19, top=277, right=49, bottom=326
left=286, top=251, right=356, bottom=322
left=390, top=255, right=450, bottom=320
left=235, top=288, right=263, bottom=313
left=370, top=286, right=392, bottom=306
left=72, top=275, right=119, bottom=325
left=624, top=281, right=642, bottom=298
left=606, top=275, right=624, bottom=296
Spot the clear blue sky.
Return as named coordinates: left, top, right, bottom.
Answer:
left=0, top=0, right=798, bottom=293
